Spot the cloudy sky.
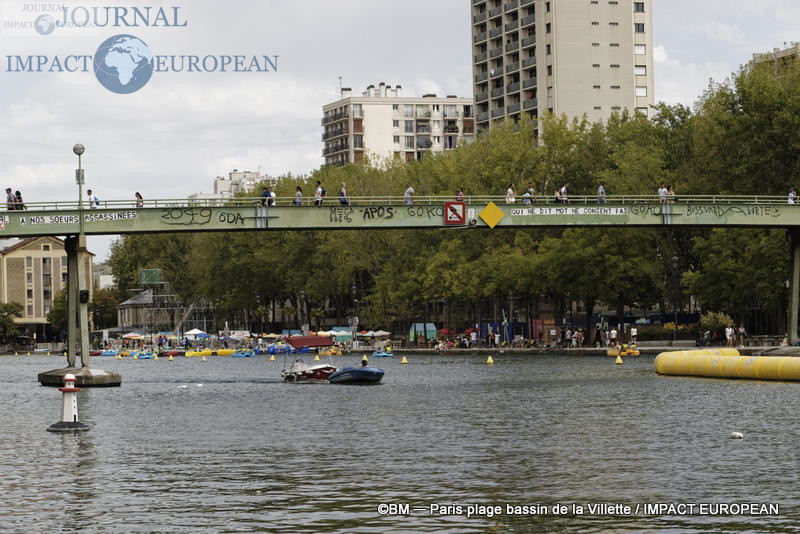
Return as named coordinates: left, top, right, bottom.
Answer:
left=0, top=0, right=796, bottom=260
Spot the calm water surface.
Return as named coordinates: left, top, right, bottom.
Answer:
left=1, top=352, right=799, bottom=533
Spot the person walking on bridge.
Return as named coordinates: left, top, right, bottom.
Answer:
left=87, top=189, right=99, bottom=209
left=789, top=189, right=796, bottom=205
left=597, top=182, right=606, bottom=204
left=5, top=188, right=15, bottom=210
left=404, top=182, right=415, bottom=205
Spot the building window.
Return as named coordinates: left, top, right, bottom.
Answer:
left=636, top=106, right=649, bottom=114
left=432, top=104, right=440, bottom=112
left=405, top=120, right=414, bottom=133
left=546, top=23, right=551, bottom=33
left=393, top=120, right=399, bottom=128
left=43, top=289, right=51, bottom=301
left=547, top=86, right=553, bottom=97
left=611, top=85, right=620, bottom=89
left=593, top=85, right=601, bottom=89
left=547, top=65, right=552, bottom=75
left=27, top=273, right=32, bottom=283
left=352, top=104, right=362, bottom=117
left=610, top=64, right=620, bottom=68
left=44, top=305, right=50, bottom=315
left=592, top=63, right=600, bottom=68
left=591, top=0, right=598, bottom=3
left=611, top=106, right=621, bottom=110
left=634, top=23, right=645, bottom=33
left=27, top=289, right=33, bottom=299
left=433, top=120, right=441, bottom=130
left=27, top=305, right=33, bottom=316
left=392, top=104, right=399, bottom=110
left=393, top=135, right=400, bottom=144
left=635, top=65, right=647, bottom=75
left=592, top=42, right=600, bottom=47
left=353, top=135, right=363, bottom=148
left=404, top=104, right=413, bottom=117
left=43, top=244, right=50, bottom=251
left=635, top=44, right=646, bottom=55
left=433, top=136, right=440, bottom=144
left=546, top=1, right=550, bottom=12
left=26, top=256, right=32, bottom=267
left=610, top=43, right=620, bottom=47
left=609, top=22, right=619, bottom=26
left=405, top=136, right=415, bottom=149
left=591, top=21, right=599, bottom=26
left=546, top=44, right=551, bottom=55
left=593, top=106, right=601, bottom=110
left=635, top=86, right=648, bottom=96
left=62, top=273, right=68, bottom=283
left=609, top=0, right=618, bottom=4
left=634, top=2, right=644, bottom=12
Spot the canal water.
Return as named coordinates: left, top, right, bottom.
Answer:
left=1, top=352, right=798, bottom=533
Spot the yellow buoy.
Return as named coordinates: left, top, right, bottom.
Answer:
left=201, top=355, right=206, bottom=362
left=269, top=355, right=275, bottom=362
left=487, top=355, right=494, bottom=365
left=63, top=351, right=67, bottom=356
left=314, top=354, right=320, bottom=362
left=27, top=352, right=30, bottom=356
left=401, top=356, right=408, bottom=364
left=362, top=354, right=368, bottom=361
left=133, top=354, right=138, bottom=360
left=168, top=354, right=173, bottom=361
left=154, top=354, right=158, bottom=360
left=14, top=352, right=17, bottom=356
left=615, top=355, right=623, bottom=365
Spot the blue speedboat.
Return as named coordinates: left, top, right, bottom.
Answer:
left=328, top=366, right=384, bottom=384
left=372, top=350, right=393, bottom=357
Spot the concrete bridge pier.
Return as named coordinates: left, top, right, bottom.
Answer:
left=38, top=234, right=121, bottom=387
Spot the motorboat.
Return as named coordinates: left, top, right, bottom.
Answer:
left=372, top=350, right=394, bottom=357
left=281, top=335, right=338, bottom=383
left=231, top=350, right=255, bottom=358
left=329, top=366, right=384, bottom=384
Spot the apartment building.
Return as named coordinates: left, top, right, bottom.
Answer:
left=322, top=83, right=475, bottom=166
left=0, top=237, right=93, bottom=340
left=752, top=43, right=800, bottom=70
left=188, top=169, right=271, bottom=203
left=471, top=0, right=654, bottom=133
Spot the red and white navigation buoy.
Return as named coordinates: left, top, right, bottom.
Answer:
left=47, top=374, right=89, bottom=432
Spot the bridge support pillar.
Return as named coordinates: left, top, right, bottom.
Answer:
left=791, top=229, right=800, bottom=347
left=38, top=234, right=121, bottom=387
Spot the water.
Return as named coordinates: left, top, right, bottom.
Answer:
left=2, top=352, right=799, bottom=533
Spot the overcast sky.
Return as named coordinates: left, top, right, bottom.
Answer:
left=0, top=0, right=796, bottom=260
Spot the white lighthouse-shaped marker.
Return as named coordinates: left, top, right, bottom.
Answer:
left=47, top=374, right=89, bottom=432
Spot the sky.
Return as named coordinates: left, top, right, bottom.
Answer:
left=0, top=0, right=797, bottom=260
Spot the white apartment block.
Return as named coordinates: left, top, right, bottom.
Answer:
left=322, top=83, right=476, bottom=166
left=189, top=169, right=268, bottom=202
left=471, top=0, right=655, bottom=132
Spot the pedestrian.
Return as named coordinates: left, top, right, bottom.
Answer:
left=554, top=187, right=563, bottom=204
left=14, top=190, right=25, bottom=210
left=339, top=182, right=349, bottom=205
left=87, top=189, right=99, bottom=209
left=505, top=183, right=516, bottom=204
left=610, top=326, right=618, bottom=345
left=725, top=323, right=734, bottom=348
left=404, top=182, right=414, bottom=205
left=134, top=192, right=143, bottom=208
left=597, top=182, right=606, bottom=204
left=789, top=189, right=796, bottom=205
left=314, top=180, right=324, bottom=206
left=738, top=323, right=747, bottom=348
left=266, top=186, right=276, bottom=206
left=658, top=183, right=667, bottom=204
left=5, top=188, right=15, bottom=210
left=470, top=329, right=477, bottom=348
left=630, top=325, right=637, bottom=344
left=522, top=189, right=532, bottom=204
left=456, top=186, right=464, bottom=202
left=667, top=185, right=676, bottom=203
left=294, top=186, right=303, bottom=206
left=560, top=183, right=570, bottom=204
left=260, top=186, right=269, bottom=206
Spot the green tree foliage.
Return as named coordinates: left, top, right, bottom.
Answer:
left=90, top=288, right=120, bottom=330
left=46, top=289, right=68, bottom=335
left=0, top=302, right=23, bottom=341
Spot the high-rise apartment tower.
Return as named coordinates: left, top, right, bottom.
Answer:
left=471, top=0, right=654, bottom=133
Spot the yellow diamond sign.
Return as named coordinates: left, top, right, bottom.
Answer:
left=479, top=201, right=505, bottom=229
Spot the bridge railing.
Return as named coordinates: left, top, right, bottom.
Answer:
left=2, top=195, right=793, bottom=211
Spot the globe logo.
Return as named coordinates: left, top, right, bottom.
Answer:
left=93, top=35, right=154, bottom=94
left=35, top=14, right=56, bottom=35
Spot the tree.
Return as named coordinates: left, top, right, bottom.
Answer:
left=90, top=288, right=120, bottom=330
left=47, top=289, right=68, bottom=338
left=0, top=302, right=23, bottom=341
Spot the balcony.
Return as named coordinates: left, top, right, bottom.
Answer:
left=491, top=107, right=506, bottom=118
left=490, top=46, right=503, bottom=58
left=521, top=14, right=535, bottom=27
left=321, top=112, right=349, bottom=126
left=473, top=31, right=487, bottom=43
left=473, top=0, right=485, bottom=5
left=476, top=92, right=489, bottom=103
left=523, top=77, right=537, bottom=89
left=416, top=110, right=432, bottom=118
left=444, top=125, right=459, bottom=133
left=507, top=102, right=521, bottom=114
left=489, top=6, right=503, bottom=18
left=477, top=111, right=490, bottom=122
left=507, top=81, right=520, bottom=92
left=473, top=12, right=486, bottom=23
left=505, top=20, right=518, bottom=32
left=521, top=0, right=534, bottom=5
left=505, top=61, right=519, bottom=73
left=522, top=56, right=536, bottom=68
left=474, top=52, right=488, bottom=63
left=491, top=87, right=504, bottom=98
left=505, top=40, right=519, bottom=52
left=523, top=97, right=537, bottom=110
left=323, top=144, right=349, bottom=155
left=504, top=0, right=518, bottom=11
left=416, top=125, right=431, bottom=134
left=321, top=128, right=347, bottom=141
left=489, top=26, right=503, bottom=38
left=416, top=138, right=432, bottom=149
left=490, top=67, right=503, bottom=79
left=522, top=35, right=536, bottom=48
left=474, top=71, right=488, bottom=83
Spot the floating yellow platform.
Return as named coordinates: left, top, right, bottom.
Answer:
left=654, top=349, right=800, bottom=381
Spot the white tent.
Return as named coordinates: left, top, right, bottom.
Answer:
left=184, top=328, right=206, bottom=340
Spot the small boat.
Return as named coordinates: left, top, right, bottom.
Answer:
left=100, top=350, right=118, bottom=357
left=281, top=358, right=337, bottom=383
left=231, top=350, right=255, bottom=358
left=372, top=350, right=394, bottom=358
left=268, top=342, right=292, bottom=355
left=329, top=366, right=384, bottom=384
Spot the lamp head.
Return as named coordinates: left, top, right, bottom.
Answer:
left=73, top=144, right=85, bottom=156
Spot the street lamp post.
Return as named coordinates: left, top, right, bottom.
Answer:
left=74, top=144, right=84, bottom=209
left=671, top=255, right=679, bottom=345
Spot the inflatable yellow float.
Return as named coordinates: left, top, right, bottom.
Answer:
left=655, top=349, right=800, bottom=381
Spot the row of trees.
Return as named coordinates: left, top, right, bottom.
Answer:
left=101, top=59, right=800, bottom=336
